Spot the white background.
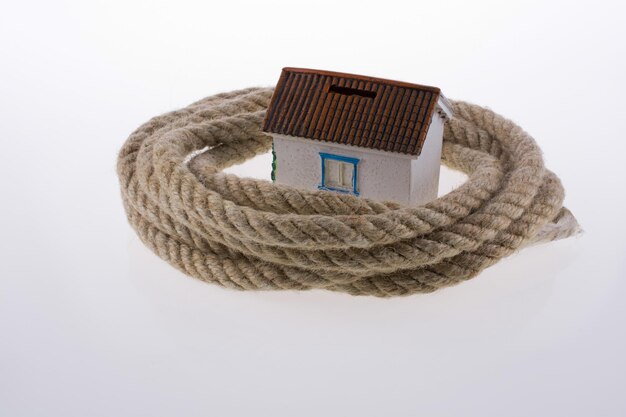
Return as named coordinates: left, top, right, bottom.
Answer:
left=1, top=1, right=625, bottom=416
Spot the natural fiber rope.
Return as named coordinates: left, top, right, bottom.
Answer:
left=117, top=87, right=580, bottom=297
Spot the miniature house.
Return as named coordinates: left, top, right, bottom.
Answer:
left=262, top=68, right=453, bottom=206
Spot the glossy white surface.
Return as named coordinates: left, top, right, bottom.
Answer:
left=1, top=1, right=625, bottom=416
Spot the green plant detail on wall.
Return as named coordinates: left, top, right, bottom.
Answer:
left=271, top=142, right=276, bottom=182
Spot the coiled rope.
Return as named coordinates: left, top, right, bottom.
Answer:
left=117, top=87, right=580, bottom=297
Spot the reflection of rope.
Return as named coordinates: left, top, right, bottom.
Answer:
left=117, top=87, right=580, bottom=297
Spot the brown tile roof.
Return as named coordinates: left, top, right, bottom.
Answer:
left=262, top=68, right=446, bottom=156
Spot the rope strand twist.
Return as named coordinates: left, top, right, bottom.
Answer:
left=117, top=87, right=580, bottom=297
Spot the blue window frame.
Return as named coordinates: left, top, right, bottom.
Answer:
left=318, top=152, right=360, bottom=196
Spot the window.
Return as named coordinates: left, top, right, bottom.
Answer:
left=324, top=158, right=353, bottom=189
left=318, top=152, right=359, bottom=195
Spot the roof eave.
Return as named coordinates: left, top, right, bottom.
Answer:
left=436, top=95, right=454, bottom=120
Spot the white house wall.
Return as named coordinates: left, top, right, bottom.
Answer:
left=272, top=115, right=444, bottom=207
left=272, top=135, right=413, bottom=205
left=410, top=115, right=444, bottom=206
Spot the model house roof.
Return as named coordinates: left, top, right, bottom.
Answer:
left=262, top=68, right=452, bottom=156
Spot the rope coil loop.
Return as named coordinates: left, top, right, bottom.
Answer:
left=117, top=87, right=580, bottom=297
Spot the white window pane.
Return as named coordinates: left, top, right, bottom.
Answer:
left=341, top=162, right=353, bottom=188
left=323, top=157, right=356, bottom=192
left=325, top=159, right=341, bottom=187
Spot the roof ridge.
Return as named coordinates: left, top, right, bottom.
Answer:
left=282, top=67, right=441, bottom=94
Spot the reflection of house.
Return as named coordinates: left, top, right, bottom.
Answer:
left=263, top=68, right=453, bottom=206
